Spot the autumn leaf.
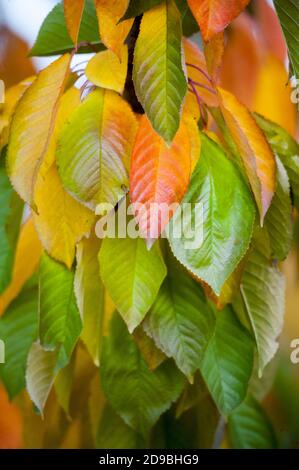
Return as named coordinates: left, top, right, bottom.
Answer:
left=64, top=0, right=85, bottom=46
left=94, top=0, right=133, bottom=58
left=187, top=0, right=250, bottom=41
left=218, top=86, right=276, bottom=223
left=7, top=54, right=71, bottom=206
left=130, top=115, right=195, bottom=242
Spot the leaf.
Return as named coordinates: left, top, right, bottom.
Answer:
left=0, top=385, right=23, bottom=449
left=31, top=0, right=103, bottom=56
left=121, top=0, right=162, bottom=19
left=234, top=229, right=285, bottom=375
left=100, top=312, right=185, bottom=437
left=94, top=0, right=133, bottom=58
left=200, top=306, right=254, bottom=416
left=253, top=55, right=297, bottom=137
left=133, top=327, right=166, bottom=370
left=54, top=359, right=74, bottom=419
left=34, top=163, right=94, bottom=269
left=168, top=133, right=255, bottom=296
left=0, top=218, right=42, bottom=315
left=85, top=45, right=128, bottom=93
left=0, top=157, right=23, bottom=294
left=228, top=395, right=277, bottom=448
left=273, top=0, right=299, bottom=80
left=74, top=233, right=105, bottom=366
left=204, top=32, right=224, bottom=84
left=133, top=0, right=187, bottom=144
left=187, top=0, right=250, bottom=41
left=254, top=113, right=299, bottom=210
left=265, top=156, right=292, bottom=261
left=64, top=0, right=85, bottom=45
left=144, top=250, right=215, bottom=379
left=0, top=280, right=38, bottom=398
left=26, top=342, right=58, bottom=414
left=57, top=89, right=137, bottom=210
left=130, top=115, right=193, bottom=241
left=7, top=54, right=71, bottom=205
left=39, top=253, right=82, bottom=369
left=218, top=87, right=276, bottom=224
left=99, top=234, right=166, bottom=332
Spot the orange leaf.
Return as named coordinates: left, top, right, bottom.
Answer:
left=204, top=32, right=224, bottom=84
left=94, top=0, right=133, bottom=58
left=187, top=0, right=250, bottom=41
left=0, top=385, right=23, bottom=449
left=218, top=86, right=276, bottom=223
left=64, top=0, right=85, bottom=45
left=130, top=115, right=194, bottom=242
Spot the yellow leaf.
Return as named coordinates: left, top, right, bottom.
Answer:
left=94, top=0, right=133, bottom=59
left=34, top=163, right=94, bottom=269
left=7, top=55, right=71, bottom=205
left=64, top=0, right=85, bottom=45
left=85, top=45, right=128, bottom=93
left=218, top=86, right=276, bottom=223
left=0, top=218, right=42, bottom=315
left=0, top=76, right=34, bottom=150
left=253, top=54, right=297, bottom=137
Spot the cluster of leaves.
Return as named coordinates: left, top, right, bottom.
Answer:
left=0, top=0, right=299, bottom=449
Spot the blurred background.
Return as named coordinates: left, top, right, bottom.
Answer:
left=0, top=0, right=298, bottom=449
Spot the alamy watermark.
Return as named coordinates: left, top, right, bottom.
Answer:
left=290, top=339, right=299, bottom=365
left=290, top=77, right=299, bottom=109
left=95, top=200, right=204, bottom=250
left=0, top=80, right=4, bottom=104
left=0, top=339, right=5, bottom=364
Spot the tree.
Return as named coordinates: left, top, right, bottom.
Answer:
left=0, top=0, right=298, bottom=449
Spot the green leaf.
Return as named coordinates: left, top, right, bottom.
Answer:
left=200, top=307, right=254, bottom=416
left=26, top=342, right=58, bottom=414
left=273, top=0, right=299, bottom=79
left=39, top=253, right=82, bottom=369
left=254, top=114, right=299, bottom=209
left=0, top=280, right=38, bottom=398
left=122, top=0, right=163, bottom=19
left=265, top=156, right=292, bottom=261
left=228, top=395, right=277, bottom=449
left=74, top=234, right=104, bottom=366
left=97, top=404, right=146, bottom=449
left=30, top=0, right=104, bottom=56
left=0, top=156, right=23, bottom=293
left=101, top=312, right=185, bottom=438
left=144, top=250, right=215, bottom=379
left=234, top=229, right=285, bottom=375
left=133, top=0, right=187, bottom=144
left=99, top=236, right=166, bottom=333
left=168, top=133, right=255, bottom=295
left=57, top=89, right=137, bottom=210
left=175, top=0, right=198, bottom=36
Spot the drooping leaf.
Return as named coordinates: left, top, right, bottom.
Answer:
left=200, top=306, right=254, bottom=416
left=31, top=0, right=103, bottom=56
left=7, top=54, right=71, bottom=205
left=74, top=233, right=105, bottom=366
left=144, top=250, right=215, bottom=379
left=57, top=89, right=137, bottom=210
left=168, top=133, right=255, bottom=296
left=94, top=0, right=133, bottom=58
left=265, top=156, right=292, bottom=261
left=130, top=115, right=194, bottom=241
left=218, top=87, right=276, bottom=224
left=0, top=157, right=23, bottom=294
left=39, top=253, right=82, bottom=369
left=0, top=279, right=38, bottom=398
left=228, top=395, right=277, bottom=449
left=54, top=359, right=75, bottom=419
left=0, top=218, right=42, bottom=315
left=99, top=233, right=166, bottom=332
left=133, top=0, right=187, bottom=144
left=187, top=0, right=250, bottom=41
left=204, top=32, right=224, bottom=84
left=34, top=163, right=94, bottom=269
left=133, top=327, right=166, bottom=370
left=64, top=0, right=85, bottom=45
left=85, top=45, right=128, bottom=93
left=101, top=312, right=185, bottom=437
left=254, top=113, right=299, bottom=210
left=234, top=229, right=285, bottom=375
left=273, top=0, right=299, bottom=80
left=26, top=342, right=58, bottom=414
